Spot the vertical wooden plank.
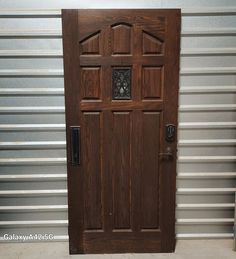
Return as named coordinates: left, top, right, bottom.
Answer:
left=160, top=9, right=181, bottom=252
left=112, top=112, right=131, bottom=229
left=101, top=26, right=113, bottom=233
left=141, top=112, right=160, bottom=229
left=62, top=9, right=84, bottom=254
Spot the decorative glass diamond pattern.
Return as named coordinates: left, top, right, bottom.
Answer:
left=112, top=68, right=131, bottom=100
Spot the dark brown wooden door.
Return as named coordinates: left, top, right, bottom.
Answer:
left=62, top=9, right=180, bottom=254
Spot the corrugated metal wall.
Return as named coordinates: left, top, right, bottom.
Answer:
left=0, top=0, right=235, bottom=241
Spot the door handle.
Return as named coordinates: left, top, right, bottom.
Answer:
left=70, top=126, right=80, bottom=166
left=159, top=147, right=173, bottom=159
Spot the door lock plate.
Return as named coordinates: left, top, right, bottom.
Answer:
left=165, top=124, right=175, bottom=142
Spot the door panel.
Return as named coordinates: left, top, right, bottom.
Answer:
left=142, top=31, right=163, bottom=55
left=112, top=24, right=132, bottom=54
left=141, top=112, right=160, bottom=230
left=80, top=67, right=101, bottom=99
left=62, top=9, right=180, bottom=254
left=112, top=112, right=131, bottom=230
left=83, top=112, right=102, bottom=230
left=142, top=66, right=163, bottom=99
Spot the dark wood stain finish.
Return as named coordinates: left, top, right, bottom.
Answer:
left=62, top=9, right=180, bottom=254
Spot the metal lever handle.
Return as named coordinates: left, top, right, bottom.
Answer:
left=71, top=126, right=80, bottom=165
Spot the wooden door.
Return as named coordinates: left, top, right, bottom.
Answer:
left=62, top=9, right=180, bottom=254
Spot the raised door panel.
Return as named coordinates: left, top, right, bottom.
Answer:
left=142, top=67, right=163, bottom=99
left=80, top=67, right=101, bottom=100
left=112, top=24, right=132, bottom=54
left=112, top=112, right=131, bottom=230
left=80, top=32, right=100, bottom=55
left=82, top=112, right=103, bottom=230
left=142, top=31, right=164, bottom=55
left=141, top=112, right=160, bottom=230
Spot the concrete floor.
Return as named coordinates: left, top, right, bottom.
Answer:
left=0, top=240, right=235, bottom=259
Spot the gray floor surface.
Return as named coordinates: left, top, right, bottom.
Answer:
left=0, top=240, right=235, bottom=259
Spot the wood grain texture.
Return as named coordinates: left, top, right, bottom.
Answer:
left=159, top=10, right=180, bottom=252
left=143, top=31, right=164, bottom=55
left=80, top=67, right=101, bottom=99
left=141, top=112, right=160, bottom=229
left=112, top=112, right=131, bottom=229
left=142, top=66, right=162, bottom=99
left=83, top=112, right=102, bottom=230
left=112, top=24, right=132, bottom=54
left=80, top=32, right=100, bottom=55
left=62, top=9, right=180, bottom=254
left=62, top=10, right=83, bottom=254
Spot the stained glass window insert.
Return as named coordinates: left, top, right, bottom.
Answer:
left=112, top=68, right=131, bottom=100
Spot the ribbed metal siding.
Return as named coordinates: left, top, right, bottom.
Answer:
left=0, top=1, right=235, bottom=241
